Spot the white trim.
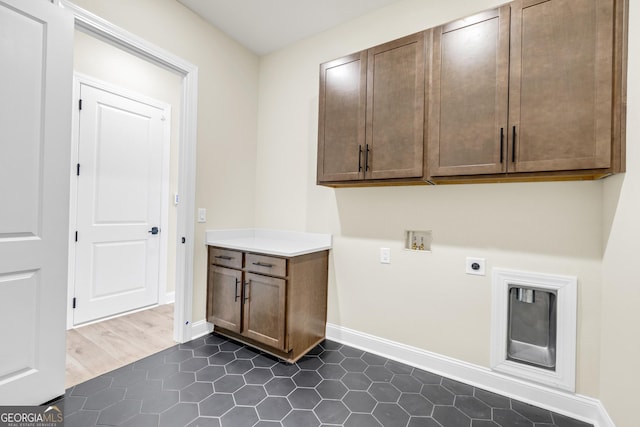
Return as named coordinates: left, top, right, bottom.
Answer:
left=190, top=319, right=214, bottom=340
left=326, top=323, right=613, bottom=427
left=490, top=268, right=577, bottom=392
left=67, top=73, right=172, bottom=329
left=162, top=291, right=176, bottom=305
left=57, top=0, right=198, bottom=343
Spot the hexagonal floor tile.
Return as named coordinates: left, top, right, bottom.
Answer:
left=233, top=385, right=267, bottom=406
left=292, top=370, right=322, bottom=388
left=314, top=400, right=350, bottom=424
left=264, top=377, right=296, bottom=396
left=281, top=409, right=320, bottom=427
left=373, top=402, right=410, bottom=427
left=199, top=393, right=234, bottom=417
left=219, top=406, right=258, bottom=427
left=256, top=396, right=292, bottom=421
left=342, top=390, right=377, bottom=413
left=287, top=387, right=321, bottom=409
left=398, top=393, right=433, bottom=417
left=316, top=379, right=348, bottom=399
left=180, top=382, right=214, bottom=403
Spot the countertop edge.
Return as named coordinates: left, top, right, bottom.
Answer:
left=205, top=229, right=332, bottom=257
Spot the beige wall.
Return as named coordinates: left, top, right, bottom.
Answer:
left=67, top=0, right=639, bottom=424
left=255, top=0, right=608, bottom=401
left=70, top=0, right=260, bottom=321
left=601, top=1, right=638, bottom=426
left=73, top=30, right=182, bottom=296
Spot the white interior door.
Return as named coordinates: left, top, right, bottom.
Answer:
left=73, top=82, right=169, bottom=325
left=0, top=0, right=73, bottom=404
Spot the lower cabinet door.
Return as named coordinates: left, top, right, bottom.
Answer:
left=243, top=273, right=286, bottom=350
left=208, top=266, right=242, bottom=333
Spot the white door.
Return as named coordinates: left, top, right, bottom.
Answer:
left=0, top=0, right=73, bottom=404
left=72, top=82, right=169, bottom=325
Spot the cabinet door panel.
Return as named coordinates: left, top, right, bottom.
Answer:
left=317, top=52, right=367, bottom=182
left=207, top=266, right=242, bottom=333
left=509, top=0, right=614, bottom=172
left=243, top=273, right=286, bottom=350
left=429, top=7, right=510, bottom=176
left=367, top=32, right=426, bottom=180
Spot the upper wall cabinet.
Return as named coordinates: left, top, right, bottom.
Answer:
left=429, top=7, right=510, bottom=177
left=317, top=32, right=428, bottom=186
left=429, top=0, right=626, bottom=182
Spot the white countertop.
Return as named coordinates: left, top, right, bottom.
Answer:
left=205, top=228, right=332, bottom=257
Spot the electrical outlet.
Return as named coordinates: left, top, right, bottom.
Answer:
left=466, top=257, right=486, bottom=276
left=380, top=248, right=391, bottom=264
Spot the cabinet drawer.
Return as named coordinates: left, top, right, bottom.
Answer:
left=246, top=253, right=287, bottom=277
left=209, top=247, right=243, bottom=269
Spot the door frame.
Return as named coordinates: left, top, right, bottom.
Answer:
left=56, top=0, right=198, bottom=343
left=68, top=73, right=172, bottom=328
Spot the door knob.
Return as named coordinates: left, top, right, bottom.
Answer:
left=148, top=226, right=160, bottom=235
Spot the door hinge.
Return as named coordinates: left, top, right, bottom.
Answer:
left=72, top=297, right=76, bottom=309
left=78, top=99, right=82, bottom=110
left=75, top=231, right=78, bottom=242
left=76, top=163, right=80, bottom=176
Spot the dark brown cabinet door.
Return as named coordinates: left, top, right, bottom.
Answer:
left=242, top=272, right=286, bottom=350
left=317, top=52, right=367, bottom=183
left=509, top=0, right=614, bottom=173
left=366, top=32, right=426, bottom=180
left=207, top=266, right=242, bottom=333
left=429, top=7, right=510, bottom=177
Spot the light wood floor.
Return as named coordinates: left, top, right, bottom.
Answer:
left=65, top=304, right=176, bottom=388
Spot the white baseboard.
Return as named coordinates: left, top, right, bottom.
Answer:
left=162, top=291, right=175, bottom=305
left=190, top=319, right=213, bottom=340
left=326, top=323, right=614, bottom=427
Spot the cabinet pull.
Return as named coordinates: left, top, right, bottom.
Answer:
left=234, top=278, right=240, bottom=302
left=512, top=126, right=516, bottom=163
left=500, top=128, right=504, bottom=163
left=252, top=262, right=274, bottom=268
left=215, top=255, right=233, bottom=260
left=358, top=145, right=363, bottom=171
left=244, top=282, right=249, bottom=302
left=365, top=144, right=370, bottom=171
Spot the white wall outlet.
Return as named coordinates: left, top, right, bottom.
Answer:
left=380, top=248, right=391, bottom=264
left=466, top=257, right=486, bottom=275
left=197, top=208, right=206, bottom=223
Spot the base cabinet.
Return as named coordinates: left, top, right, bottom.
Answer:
left=243, top=272, right=286, bottom=350
left=206, top=246, right=329, bottom=362
left=207, top=265, right=242, bottom=333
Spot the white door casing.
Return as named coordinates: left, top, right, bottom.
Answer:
left=57, top=0, right=199, bottom=343
left=72, top=79, right=170, bottom=325
left=0, top=0, right=73, bottom=404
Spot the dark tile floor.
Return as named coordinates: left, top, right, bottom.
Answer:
left=59, top=333, right=592, bottom=427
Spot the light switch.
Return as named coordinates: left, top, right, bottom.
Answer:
left=380, top=248, right=391, bottom=264
left=197, top=208, right=206, bottom=223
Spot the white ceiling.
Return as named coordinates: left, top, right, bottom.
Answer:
left=176, top=0, right=407, bottom=55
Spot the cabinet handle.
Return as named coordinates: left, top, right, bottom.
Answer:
left=244, top=282, right=249, bottom=302
left=234, top=278, right=240, bottom=302
left=215, top=255, right=233, bottom=260
left=500, top=128, right=504, bottom=163
left=512, top=126, right=516, bottom=163
left=365, top=144, right=370, bottom=171
left=252, top=262, right=274, bottom=268
left=358, top=145, right=363, bottom=171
